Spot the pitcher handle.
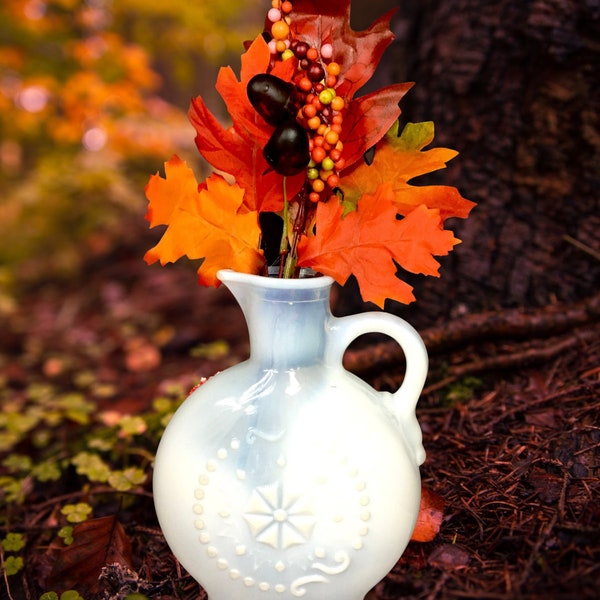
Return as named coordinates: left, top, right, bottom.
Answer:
left=326, top=312, right=428, bottom=465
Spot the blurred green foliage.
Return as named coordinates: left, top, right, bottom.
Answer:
left=0, top=0, right=261, bottom=294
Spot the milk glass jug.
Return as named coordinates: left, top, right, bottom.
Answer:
left=153, top=269, right=428, bottom=599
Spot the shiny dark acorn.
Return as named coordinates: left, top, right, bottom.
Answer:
left=247, top=74, right=297, bottom=126
left=263, top=121, right=310, bottom=176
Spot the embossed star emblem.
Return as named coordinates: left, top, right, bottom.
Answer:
left=243, top=481, right=316, bottom=549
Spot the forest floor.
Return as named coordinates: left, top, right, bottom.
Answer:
left=1, top=230, right=599, bottom=600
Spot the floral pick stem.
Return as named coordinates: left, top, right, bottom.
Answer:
left=284, top=186, right=311, bottom=278
left=279, top=177, right=291, bottom=278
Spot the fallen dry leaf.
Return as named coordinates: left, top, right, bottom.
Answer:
left=427, top=543, right=471, bottom=569
left=411, top=486, right=445, bottom=542
left=41, top=515, right=133, bottom=594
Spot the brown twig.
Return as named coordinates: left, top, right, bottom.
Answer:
left=344, top=292, right=600, bottom=376
left=422, top=327, right=600, bottom=394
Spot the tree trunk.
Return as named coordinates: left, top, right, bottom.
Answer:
left=343, top=0, right=600, bottom=327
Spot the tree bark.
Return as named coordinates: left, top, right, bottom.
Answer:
left=342, top=0, right=600, bottom=326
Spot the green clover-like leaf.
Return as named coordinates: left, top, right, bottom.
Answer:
left=61, top=502, right=92, bottom=524
left=3, top=411, right=40, bottom=436
left=61, top=592, right=85, bottom=600
left=71, top=452, right=111, bottom=483
left=2, top=532, right=25, bottom=552
left=152, top=396, right=174, bottom=413
left=0, top=432, right=20, bottom=452
left=118, top=415, right=147, bottom=437
left=32, top=460, right=61, bottom=482
left=2, top=454, right=33, bottom=473
left=0, top=476, right=26, bottom=504
left=108, top=467, right=147, bottom=492
left=58, top=525, right=74, bottom=545
left=57, top=393, right=95, bottom=425
left=4, top=555, right=23, bottom=575
left=26, top=382, right=54, bottom=401
left=87, top=437, right=114, bottom=452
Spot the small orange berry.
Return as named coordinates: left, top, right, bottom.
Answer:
left=302, top=104, right=317, bottom=118
left=327, top=174, right=340, bottom=188
left=327, top=62, right=341, bottom=76
left=331, top=96, right=345, bottom=111
left=281, top=1, right=293, bottom=13
left=271, top=20, right=290, bottom=40
left=306, top=47, right=319, bottom=61
left=329, top=149, right=341, bottom=161
left=309, top=191, right=321, bottom=202
left=298, top=77, right=313, bottom=92
left=311, top=146, right=326, bottom=163
left=307, top=116, right=321, bottom=130
left=325, top=130, right=339, bottom=145
left=312, top=178, right=325, bottom=193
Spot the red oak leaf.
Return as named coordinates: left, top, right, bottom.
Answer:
left=342, top=121, right=476, bottom=221
left=288, top=0, right=408, bottom=168
left=144, top=156, right=264, bottom=286
left=341, top=83, right=413, bottom=171
left=297, top=183, right=459, bottom=307
left=289, top=0, right=396, bottom=98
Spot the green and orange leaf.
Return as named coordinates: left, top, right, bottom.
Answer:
left=342, top=121, right=476, bottom=220
left=144, top=156, right=264, bottom=286
left=297, top=183, right=459, bottom=307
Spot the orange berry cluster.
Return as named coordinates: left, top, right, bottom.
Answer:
left=267, top=0, right=347, bottom=203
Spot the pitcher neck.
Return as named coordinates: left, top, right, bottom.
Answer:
left=217, top=270, right=334, bottom=370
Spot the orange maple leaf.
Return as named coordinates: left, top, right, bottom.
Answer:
left=188, top=36, right=305, bottom=213
left=297, top=183, right=459, bottom=307
left=342, top=121, right=476, bottom=221
left=144, top=156, right=264, bottom=286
